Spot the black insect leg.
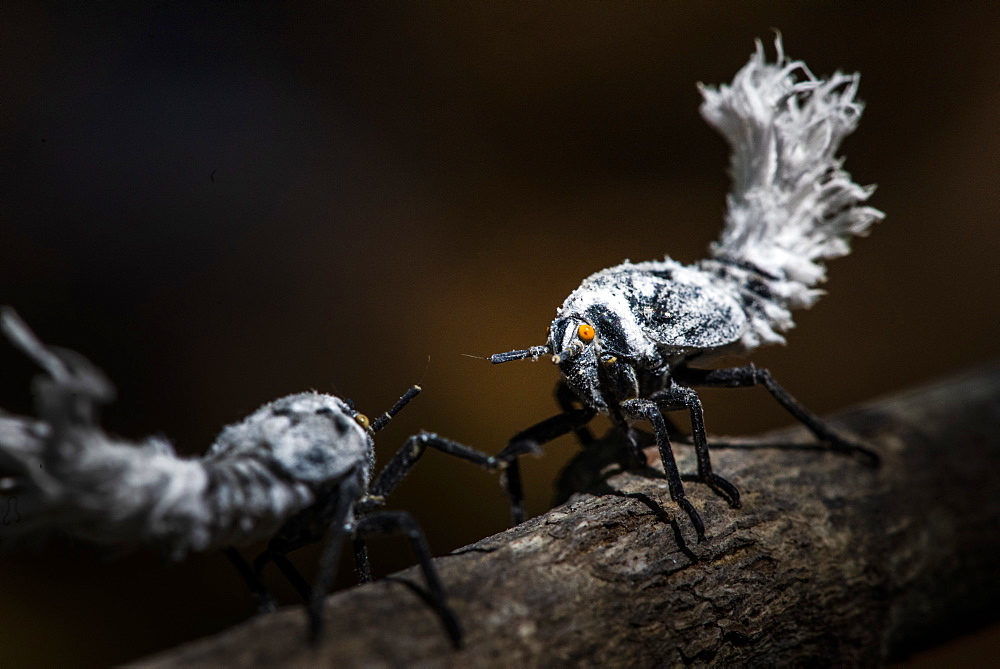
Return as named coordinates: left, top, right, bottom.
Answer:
left=674, top=365, right=880, bottom=466
left=560, top=380, right=660, bottom=471
left=353, top=537, right=372, bottom=583
left=555, top=381, right=595, bottom=447
left=606, top=408, right=651, bottom=469
left=250, top=548, right=314, bottom=604
left=620, top=398, right=705, bottom=542
left=274, top=553, right=314, bottom=601
left=504, top=458, right=526, bottom=526
left=661, top=413, right=688, bottom=442
left=496, top=407, right=597, bottom=525
left=362, top=432, right=501, bottom=509
left=353, top=510, right=463, bottom=648
left=224, top=548, right=277, bottom=613
left=648, top=385, right=741, bottom=508
left=307, top=474, right=365, bottom=644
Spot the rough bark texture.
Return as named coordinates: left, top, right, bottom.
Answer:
left=141, top=364, right=1000, bottom=666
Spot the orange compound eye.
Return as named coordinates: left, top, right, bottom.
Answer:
left=354, top=413, right=371, bottom=429
left=577, top=323, right=595, bottom=342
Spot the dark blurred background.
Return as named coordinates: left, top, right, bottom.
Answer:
left=0, top=2, right=997, bottom=664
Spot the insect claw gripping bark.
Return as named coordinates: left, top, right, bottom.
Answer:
left=0, top=309, right=497, bottom=648
left=490, top=36, right=883, bottom=541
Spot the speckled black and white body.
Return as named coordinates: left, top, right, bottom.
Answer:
left=491, top=37, right=883, bottom=539
left=0, top=307, right=494, bottom=644
left=548, top=259, right=753, bottom=411
left=0, top=391, right=374, bottom=559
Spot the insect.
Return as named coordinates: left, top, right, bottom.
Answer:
left=489, top=37, right=883, bottom=539
left=0, top=307, right=498, bottom=644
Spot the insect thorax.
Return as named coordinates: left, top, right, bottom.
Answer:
left=558, top=259, right=749, bottom=360
left=547, top=260, right=748, bottom=410
left=207, top=392, right=375, bottom=488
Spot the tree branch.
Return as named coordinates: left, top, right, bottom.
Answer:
left=143, top=364, right=1000, bottom=666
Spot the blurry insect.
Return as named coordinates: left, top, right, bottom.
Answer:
left=490, top=37, right=883, bottom=539
left=0, top=307, right=497, bottom=644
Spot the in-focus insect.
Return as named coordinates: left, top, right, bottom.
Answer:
left=0, top=307, right=498, bottom=644
left=489, top=37, right=883, bottom=539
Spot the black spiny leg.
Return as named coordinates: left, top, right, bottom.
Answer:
left=353, top=510, right=463, bottom=648
left=649, top=384, right=741, bottom=508
left=504, top=458, right=526, bottom=526
left=620, top=398, right=705, bottom=541
left=225, top=548, right=277, bottom=613
left=607, top=408, right=652, bottom=469
left=273, top=553, right=314, bottom=602
left=495, top=407, right=597, bottom=525
left=251, top=547, right=314, bottom=604
left=555, top=381, right=595, bottom=447
left=307, top=474, right=364, bottom=644
left=674, top=364, right=880, bottom=466
left=363, top=432, right=501, bottom=507
left=353, top=537, right=372, bottom=583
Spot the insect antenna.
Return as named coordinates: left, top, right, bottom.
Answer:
left=370, top=385, right=421, bottom=433
left=489, top=345, right=549, bottom=364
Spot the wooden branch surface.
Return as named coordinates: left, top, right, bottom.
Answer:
left=143, top=364, right=1000, bottom=666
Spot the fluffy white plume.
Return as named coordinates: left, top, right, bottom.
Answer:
left=699, top=36, right=883, bottom=311
left=0, top=308, right=319, bottom=560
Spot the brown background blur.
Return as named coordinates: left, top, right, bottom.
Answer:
left=1, top=2, right=997, bottom=665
